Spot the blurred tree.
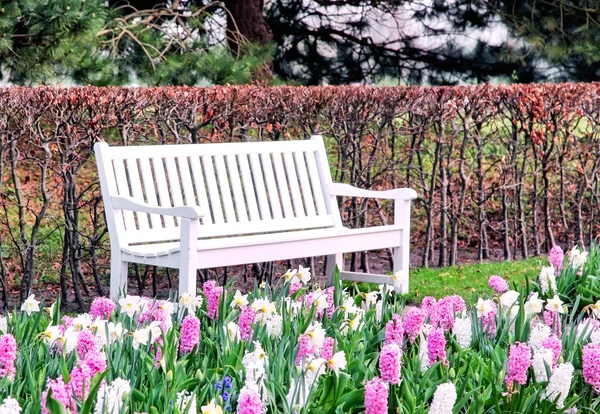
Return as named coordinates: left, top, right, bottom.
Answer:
left=489, top=0, right=600, bottom=81
left=0, top=0, right=273, bottom=85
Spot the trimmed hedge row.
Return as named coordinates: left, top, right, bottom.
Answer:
left=1, top=84, right=599, bottom=306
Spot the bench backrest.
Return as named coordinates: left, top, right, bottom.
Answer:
left=95, top=136, right=342, bottom=246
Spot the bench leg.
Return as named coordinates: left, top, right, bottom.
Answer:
left=179, top=218, right=199, bottom=296
left=392, top=237, right=410, bottom=294
left=110, top=254, right=128, bottom=301
left=326, top=253, right=344, bottom=286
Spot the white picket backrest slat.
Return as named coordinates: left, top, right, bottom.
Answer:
left=225, top=154, right=249, bottom=223
left=305, top=152, right=328, bottom=216
left=294, top=151, right=316, bottom=216
left=126, top=158, right=150, bottom=230
left=139, top=158, right=162, bottom=229
left=214, top=155, right=237, bottom=223
left=113, top=159, right=137, bottom=231
left=202, top=155, right=225, bottom=224
left=152, top=157, right=176, bottom=229
left=282, top=152, right=305, bottom=217
left=261, top=153, right=283, bottom=220
left=238, top=154, right=261, bottom=222
left=249, top=153, right=272, bottom=220
left=189, top=156, right=212, bottom=225
left=272, top=152, right=295, bottom=218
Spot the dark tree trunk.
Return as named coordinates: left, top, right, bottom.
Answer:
left=224, top=0, right=273, bottom=52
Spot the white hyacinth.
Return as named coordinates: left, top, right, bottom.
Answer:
left=0, top=396, right=21, bottom=414
left=532, top=348, right=554, bottom=382
left=242, top=342, right=268, bottom=393
left=429, top=382, right=457, bottom=414
left=539, top=266, right=557, bottom=295
left=529, top=324, right=552, bottom=351
left=452, top=315, right=472, bottom=350
left=542, top=362, right=574, bottom=408
left=265, top=313, right=283, bottom=338
left=419, top=335, right=429, bottom=373
left=94, top=378, right=131, bottom=414
left=176, top=390, right=197, bottom=414
left=591, top=329, right=600, bottom=345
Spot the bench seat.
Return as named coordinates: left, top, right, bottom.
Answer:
left=95, top=136, right=417, bottom=299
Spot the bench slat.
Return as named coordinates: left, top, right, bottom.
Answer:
left=125, top=214, right=336, bottom=244
left=283, top=152, right=305, bottom=217
left=113, top=159, right=137, bottom=231
left=305, top=151, right=328, bottom=216
left=165, top=157, right=184, bottom=227
left=189, top=156, right=212, bottom=224
left=249, top=153, right=272, bottom=220
left=126, top=158, right=150, bottom=230
left=202, top=155, right=225, bottom=224
left=152, top=157, right=175, bottom=229
left=225, top=154, right=248, bottom=223
left=238, top=154, right=261, bottom=222
left=139, top=158, right=162, bottom=229
left=294, top=151, right=317, bottom=216
left=261, top=153, right=283, bottom=220
left=272, top=152, right=294, bottom=218
left=214, top=155, right=237, bottom=223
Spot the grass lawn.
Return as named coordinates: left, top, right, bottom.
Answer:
left=404, top=257, right=543, bottom=305
left=349, top=257, right=544, bottom=306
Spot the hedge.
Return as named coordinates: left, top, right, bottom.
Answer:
left=0, top=84, right=599, bottom=307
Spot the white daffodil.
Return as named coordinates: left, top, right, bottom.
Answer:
left=525, top=292, right=544, bottom=316
left=200, top=399, right=223, bottom=414
left=39, top=324, right=61, bottom=346
left=61, top=327, right=79, bottom=355
left=179, top=292, right=203, bottom=313
left=363, top=291, right=379, bottom=309
left=283, top=268, right=298, bottom=283
left=21, top=294, right=40, bottom=316
left=592, top=300, right=600, bottom=319
left=545, top=295, right=565, bottom=314
left=312, top=291, right=329, bottom=313
left=226, top=321, right=240, bottom=342
left=73, top=313, right=93, bottom=331
left=108, top=322, right=127, bottom=343
left=327, top=351, right=347, bottom=374
left=119, top=296, right=142, bottom=318
left=340, top=297, right=359, bottom=317
left=476, top=298, right=494, bottom=318
left=231, top=290, right=249, bottom=309
left=500, top=290, right=520, bottom=309
left=305, top=321, right=326, bottom=350
left=158, top=300, right=175, bottom=315
left=297, top=265, right=311, bottom=285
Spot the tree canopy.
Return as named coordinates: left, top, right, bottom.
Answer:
left=0, top=0, right=598, bottom=85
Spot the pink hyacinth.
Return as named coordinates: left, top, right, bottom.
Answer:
left=179, top=314, right=200, bottom=355
left=289, top=282, right=302, bottom=296
left=365, top=377, right=388, bottom=414
left=385, top=314, right=404, bottom=346
left=488, top=275, right=509, bottom=294
left=42, top=377, right=73, bottom=414
left=544, top=310, right=562, bottom=338
left=238, top=385, right=262, bottom=414
left=83, top=350, right=106, bottom=377
left=431, top=297, right=459, bottom=332
left=379, top=343, right=402, bottom=384
left=481, top=302, right=498, bottom=337
left=421, top=296, right=437, bottom=317
left=403, top=309, right=426, bottom=343
left=295, top=334, right=314, bottom=366
left=542, top=335, right=562, bottom=367
left=203, top=281, right=223, bottom=320
left=326, top=287, right=335, bottom=318
left=69, top=360, right=92, bottom=401
left=427, top=328, right=448, bottom=367
left=0, top=334, right=17, bottom=380
left=62, top=316, right=74, bottom=330
left=89, top=297, right=116, bottom=320
left=549, top=245, right=564, bottom=272
left=138, top=301, right=169, bottom=332
left=77, top=330, right=97, bottom=359
left=583, top=343, right=600, bottom=393
left=506, top=342, right=531, bottom=387
left=239, top=306, right=256, bottom=341
left=320, top=337, right=335, bottom=361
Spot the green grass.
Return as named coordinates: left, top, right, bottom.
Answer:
left=347, top=257, right=544, bottom=306
left=405, top=257, right=543, bottom=305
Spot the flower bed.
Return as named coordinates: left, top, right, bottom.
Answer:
left=2, top=248, right=600, bottom=413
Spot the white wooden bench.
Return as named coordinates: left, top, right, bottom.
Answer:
left=94, top=136, right=417, bottom=300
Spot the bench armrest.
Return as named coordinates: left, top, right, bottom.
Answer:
left=111, top=196, right=204, bottom=219
left=328, top=183, right=418, bottom=200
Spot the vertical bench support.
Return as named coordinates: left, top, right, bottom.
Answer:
left=179, top=217, right=199, bottom=295
left=392, top=198, right=413, bottom=294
